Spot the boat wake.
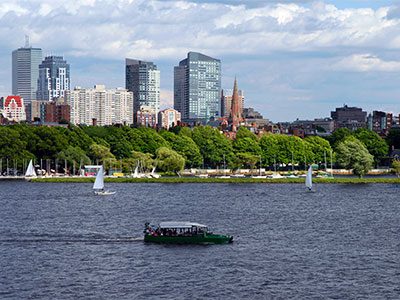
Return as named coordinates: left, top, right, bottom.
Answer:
left=0, top=235, right=143, bottom=244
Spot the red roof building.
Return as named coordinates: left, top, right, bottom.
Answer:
left=1, top=96, right=26, bottom=122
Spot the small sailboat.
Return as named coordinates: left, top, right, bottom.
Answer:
left=306, top=165, right=313, bottom=191
left=25, top=159, right=37, bottom=180
left=93, top=166, right=115, bottom=196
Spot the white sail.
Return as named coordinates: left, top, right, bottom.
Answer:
left=93, top=166, right=104, bottom=190
left=306, top=166, right=312, bottom=190
left=25, top=160, right=36, bottom=177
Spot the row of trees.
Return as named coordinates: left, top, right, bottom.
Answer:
left=0, top=124, right=394, bottom=177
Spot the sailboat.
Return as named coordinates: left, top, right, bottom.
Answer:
left=25, top=159, right=37, bottom=180
left=216, top=155, right=230, bottom=178
left=93, top=166, right=115, bottom=196
left=252, top=155, right=267, bottom=178
left=306, top=165, right=313, bottom=191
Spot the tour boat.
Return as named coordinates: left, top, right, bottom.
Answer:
left=144, top=222, right=233, bottom=244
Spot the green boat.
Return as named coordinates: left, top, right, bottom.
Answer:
left=144, top=222, right=233, bottom=244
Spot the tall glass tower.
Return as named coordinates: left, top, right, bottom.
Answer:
left=37, top=56, right=70, bottom=101
left=174, top=52, right=221, bottom=124
left=12, top=46, right=43, bottom=106
left=125, top=59, right=160, bottom=116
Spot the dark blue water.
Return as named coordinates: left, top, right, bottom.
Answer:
left=0, top=181, right=399, bottom=299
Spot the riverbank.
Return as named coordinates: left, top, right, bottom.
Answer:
left=29, top=176, right=400, bottom=184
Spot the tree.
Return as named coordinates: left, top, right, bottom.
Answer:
left=230, top=152, right=259, bottom=170
left=353, top=128, right=388, bottom=166
left=233, top=137, right=261, bottom=156
left=131, top=150, right=154, bottom=171
left=326, top=127, right=352, bottom=150
left=127, top=127, right=170, bottom=155
left=57, top=147, right=90, bottom=171
left=386, top=129, right=400, bottom=149
left=155, top=147, right=185, bottom=175
left=392, top=159, right=400, bottom=177
left=336, top=138, right=374, bottom=178
left=304, top=136, right=333, bottom=165
left=160, top=131, right=202, bottom=167
left=87, top=144, right=116, bottom=164
left=192, top=126, right=235, bottom=168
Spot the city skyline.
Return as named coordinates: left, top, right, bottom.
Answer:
left=1, top=0, right=400, bottom=122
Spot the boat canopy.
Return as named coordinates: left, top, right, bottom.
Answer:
left=159, top=222, right=208, bottom=229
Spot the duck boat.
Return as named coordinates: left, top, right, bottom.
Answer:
left=144, top=222, right=233, bottom=244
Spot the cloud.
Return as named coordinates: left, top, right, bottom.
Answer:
left=2, top=0, right=400, bottom=121
left=332, top=54, right=400, bottom=72
left=160, top=89, right=174, bottom=109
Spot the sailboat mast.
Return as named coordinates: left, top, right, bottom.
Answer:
left=324, top=151, right=327, bottom=172
left=259, top=155, right=261, bottom=175
left=330, top=150, right=333, bottom=176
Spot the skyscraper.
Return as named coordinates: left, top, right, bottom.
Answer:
left=174, top=52, right=221, bottom=124
left=12, top=43, right=43, bottom=108
left=125, top=59, right=160, bottom=118
left=37, top=56, right=70, bottom=101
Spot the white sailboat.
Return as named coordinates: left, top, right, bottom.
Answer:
left=306, top=165, right=313, bottom=191
left=25, top=159, right=37, bottom=180
left=93, top=166, right=115, bottom=196
left=149, top=167, right=161, bottom=178
left=252, top=155, right=267, bottom=178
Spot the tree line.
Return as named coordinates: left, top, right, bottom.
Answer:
left=0, top=124, right=395, bottom=177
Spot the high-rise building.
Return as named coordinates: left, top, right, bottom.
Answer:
left=12, top=43, right=43, bottom=119
left=125, top=59, right=160, bottom=118
left=37, top=56, right=70, bottom=101
left=174, top=52, right=221, bottom=124
left=221, top=88, right=244, bottom=117
left=65, top=85, right=134, bottom=126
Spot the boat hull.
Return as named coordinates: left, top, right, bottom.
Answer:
left=144, top=233, right=233, bottom=244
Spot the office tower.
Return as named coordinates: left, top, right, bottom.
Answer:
left=174, top=52, right=221, bottom=124
left=37, top=56, right=70, bottom=101
left=221, top=88, right=244, bottom=118
left=12, top=43, right=43, bottom=107
left=65, top=85, right=134, bottom=126
left=125, top=59, right=160, bottom=117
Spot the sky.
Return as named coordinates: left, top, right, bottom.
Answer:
left=1, top=0, right=400, bottom=122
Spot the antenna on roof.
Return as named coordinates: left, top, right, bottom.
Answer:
left=24, top=35, right=30, bottom=48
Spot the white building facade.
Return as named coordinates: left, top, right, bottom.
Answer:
left=0, top=96, right=26, bottom=122
left=65, top=85, right=134, bottom=126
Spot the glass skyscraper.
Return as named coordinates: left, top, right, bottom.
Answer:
left=174, top=52, right=221, bottom=124
left=12, top=46, right=43, bottom=106
left=37, top=56, right=70, bottom=101
left=125, top=59, right=160, bottom=117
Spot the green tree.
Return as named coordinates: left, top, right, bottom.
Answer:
left=386, top=129, right=400, bottom=149
left=160, top=131, right=202, bottom=167
left=392, top=158, right=400, bottom=177
left=326, top=127, right=352, bottom=151
left=155, top=147, right=185, bottom=175
left=34, top=126, right=69, bottom=159
left=336, top=138, right=374, bottom=178
left=353, top=128, right=388, bottom=166
left=233, top=137, right=261, bottom=155
left=230, top=152, right=259, bottom=170
left=192, top=126, right=235, bottom=168
left=87, top=144, right=116, bottom=164
left=57, top=147, right=91, bottom=171
left=127, top=127, right=170, bottom=155
left=235, top=126, right=258, bottom=141
left=304, top=136, right=333, bottom=165
left=131, top=150, right=154, bottom=170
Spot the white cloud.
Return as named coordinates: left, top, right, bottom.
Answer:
left=332, top=54, right=400, bottom=72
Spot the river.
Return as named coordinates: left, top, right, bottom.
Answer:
left=0, top=181, right=399, bottom=299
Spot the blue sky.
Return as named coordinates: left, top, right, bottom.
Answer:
left=0, top=0, right=399, bottom=122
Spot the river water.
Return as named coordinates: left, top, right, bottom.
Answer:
left=0, top=181, right=399, bottom=299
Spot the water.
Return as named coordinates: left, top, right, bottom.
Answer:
left=0, top=181, right=399, bottom=299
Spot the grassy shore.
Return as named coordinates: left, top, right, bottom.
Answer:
left=31, top=177, right=400, bottom=184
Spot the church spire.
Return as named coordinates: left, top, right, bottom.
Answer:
left=228, top=77, right=243, bottom=129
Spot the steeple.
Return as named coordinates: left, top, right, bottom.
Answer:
left=228, top=77, right=243, bottom=128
